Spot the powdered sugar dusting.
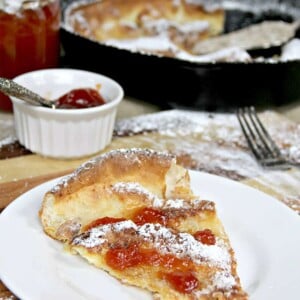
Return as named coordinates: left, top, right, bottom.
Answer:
left=0, top=117, right=16, bottom=144
left=164, top=199, right=186, bottom=208
left=0, top=136, right=17, bottom=148
left=114, top=110, right=240, bottom=137
left=195, top=270, right=236, bottom=297
left=72, top=220, right=136, bottom=248
left=214, top=270, right=236, bottom=289
left=253, top=170, right=300, bottom=213
left=139, top=223, right=231, bottom=268
left=50, top=173, right=73, bottom=192
left=265, top=117, right=300, bottom=164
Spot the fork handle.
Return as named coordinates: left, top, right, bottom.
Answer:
left=287, top=161, right=300, bottom=169
left=269, top=161, right=300, bottom=170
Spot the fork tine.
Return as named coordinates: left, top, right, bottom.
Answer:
left=236, top=108, right=265, bottom=161
left=248, top=106, right=282, bottom=158
left=242, top=107, right=274, bottom=159
left=237, top=107, right=291, bottom=169
left=237, top=107, right=300, bottom=170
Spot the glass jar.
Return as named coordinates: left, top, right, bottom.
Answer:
left=0, top=0, right=61, bottom=111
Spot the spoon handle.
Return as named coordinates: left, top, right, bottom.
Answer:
left=0, top=77, right=54, bottom=108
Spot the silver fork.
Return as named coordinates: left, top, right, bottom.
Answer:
left=236, top=106, right=300, bottom=170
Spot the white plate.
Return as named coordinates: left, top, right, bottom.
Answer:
left=0, top=170, right=300, bottom=300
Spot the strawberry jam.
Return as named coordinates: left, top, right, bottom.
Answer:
left=84, top=217, right=126, bottom=231
left=132, top=207, right=167, bottom=226
left=55, top=88, right=106, bottom=109
left=194, top=229, right=216, bottom=245
left=106, top=242, right=193, bottom=271
left=164, top=271, right=199, bottom=294
left=106, top=243, right=199, bottom=294
left=0, top=0, right=61, bottom=111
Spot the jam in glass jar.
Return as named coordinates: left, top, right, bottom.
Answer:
left=0, top=0, right=61, bottom=111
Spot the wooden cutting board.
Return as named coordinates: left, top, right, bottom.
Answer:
left=0, top=109, right=299, bottom=298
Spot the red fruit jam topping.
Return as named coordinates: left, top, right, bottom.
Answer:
left=194, top=229, right=216, bottom=245
left=84, top=217, right=126, bottom=231
left=164, top=271, right=199, bottom=294
left=55, top=88, right=106, bottom=109
left=106, top=243, right=193, bottom=271
left=132, top=207, right=167, bottom=226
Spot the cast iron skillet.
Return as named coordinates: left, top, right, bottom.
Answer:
left=60, top=0, right=300, bottom=111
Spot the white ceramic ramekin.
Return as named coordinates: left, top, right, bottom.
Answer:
left=11, top=68, right=124, bottom=159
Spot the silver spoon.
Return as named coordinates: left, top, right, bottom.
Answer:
left=0, top=77, right=55, bottom=108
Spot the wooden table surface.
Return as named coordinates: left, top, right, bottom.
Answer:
left=0, top=96, right=300, bottom=299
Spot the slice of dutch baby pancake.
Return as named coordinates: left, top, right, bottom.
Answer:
left=39, top=148, right=248, bottom=299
